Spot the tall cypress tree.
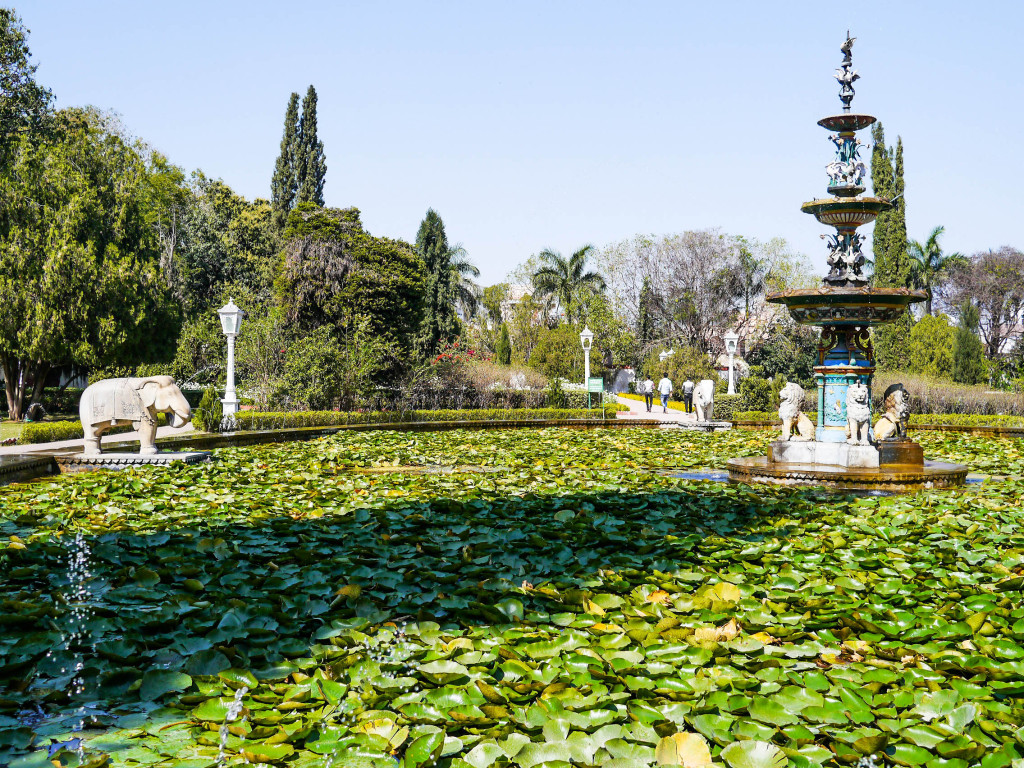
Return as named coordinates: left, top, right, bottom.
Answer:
left=871, top=125, right=911, bottom=370
left=296, top=85, right=326, bottom=206
left=270, top=93, right=300, bottom=230
left=870, top=123, right=893, bottom=278
left=416, top=209, right=458, bottom=356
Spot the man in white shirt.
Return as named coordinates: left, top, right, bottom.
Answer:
left=657, top=374, right=673, bottom=413
left=641, top=375, right=655, bottom=412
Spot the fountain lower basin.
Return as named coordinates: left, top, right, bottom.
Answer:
left=727, top=456, right=968, bottom=492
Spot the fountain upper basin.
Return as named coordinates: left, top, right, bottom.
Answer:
left=801, top=197, right=891, bottom=228
left=767, top=286, right=927, bottom=327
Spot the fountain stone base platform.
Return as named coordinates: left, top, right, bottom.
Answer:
left=727, top=455, right=967, bottom=492
left=770, top=440, right=879, bottom=468
left=56, top=452, right=211, bottom=474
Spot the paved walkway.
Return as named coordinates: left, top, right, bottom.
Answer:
left=0, top=423, right=196, bottom=456
left=614, top=395, right=699, bottom=423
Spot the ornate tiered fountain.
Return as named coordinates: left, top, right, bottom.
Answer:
left=727, top=34, right=968, bottom=492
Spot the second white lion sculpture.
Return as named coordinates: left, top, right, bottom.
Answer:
left=845, top=382, right=872, bottom=445
left=874, top=383, right=910, bottom=441
left=778, top=382, right=814, bottom=441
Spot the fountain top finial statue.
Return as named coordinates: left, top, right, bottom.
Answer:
left=835, top=32, right=859, bottom=113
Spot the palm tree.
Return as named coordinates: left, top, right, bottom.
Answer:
left=530, top=245, right=606, bottom=324
left=448, top=244, right=480, bottom=320
left=907, top=226, right=964, bottom=316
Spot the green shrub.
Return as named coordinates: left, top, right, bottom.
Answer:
left=713, top=394, right=743, bottom=421
left=193, top=388, right=223, bottom=433
left=741, top=376, right=772, bottom=411
left=20, top=420, right=85, bottom=444
left=545, top=378, right=568, bottom=409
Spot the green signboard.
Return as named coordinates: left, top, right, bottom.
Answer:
left=587, top=377, right=604, bottom=393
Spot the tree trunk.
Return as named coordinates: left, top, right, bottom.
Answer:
left=2, top=357, right=24, bottom=421
left=30, top=362, right=49, bottom=409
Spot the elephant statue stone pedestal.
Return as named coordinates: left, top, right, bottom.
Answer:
left=79, top=376, right=193, bottom=456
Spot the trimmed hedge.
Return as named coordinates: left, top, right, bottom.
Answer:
left=713, top=394, right=743, bottom=421
left=20, top=420, right=85, bottom=444
left=732, top=411, right=1024, bottom=428
left=234, top=406, right=622, bottom=431
left=18, top=414, right=169, bottom=445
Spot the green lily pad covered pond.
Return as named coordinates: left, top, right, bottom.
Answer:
left=1, top=427, right=1023, bottom=767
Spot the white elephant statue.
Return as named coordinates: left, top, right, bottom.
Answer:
left=694, top=379, right=715, bottom=421
left=79, top=376, right=192, bottom=456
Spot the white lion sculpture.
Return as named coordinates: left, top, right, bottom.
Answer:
left=845, top=382, right=872, bottom=446
left=778, top=382, right=814, bottom=442
left=874, top=383, right=910, bottom=441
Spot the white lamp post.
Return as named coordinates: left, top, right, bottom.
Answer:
left=217, top=299, right=244, bottom=418
left=724, top=331, right=739, bottom=395
left=580, top=326, right=594, bottom=384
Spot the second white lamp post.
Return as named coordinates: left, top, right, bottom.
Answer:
left=217, top=299, right=244, bottom=418
left=579, top=326, right=594, bottom=384
left=724, top=330, right=739, bottom=395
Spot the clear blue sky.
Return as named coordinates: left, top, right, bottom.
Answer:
left=17, top=0, right=1024, bottom=284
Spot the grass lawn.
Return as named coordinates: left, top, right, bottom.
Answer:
left=1, top=427, right=1022, bottom=767
left=0, top=420, right=22, bottom=442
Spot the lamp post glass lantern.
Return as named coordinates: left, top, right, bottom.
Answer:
left=217, top=299, right=244, bottom=418
left=724, top=331, right=739, bottom=395
left=580, top=326, right=594, bottom=383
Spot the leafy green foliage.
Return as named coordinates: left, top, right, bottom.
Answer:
left=643, top=345, right=716, bottom=385
left=495, top=324, right=512, bottom=366
left=277, top=205, right=425, bottom=368
left=282, top=326, right=345, bottom=410
left=2, top=427, right=1024, bottom=767
left=746, top=328, right=817, bottom=389
left=740, top=373, right=772, bottom=412
left=192, top=386, right=223, bottom=432
left=530, top=324, right=586, bottom=381
left=0, top=108, right=180, bottom=419
left=909, top=314, right=955, bottom=379
left=0, top=8, right=52, bottom=159
left=953, top=304, right=987, bottom=385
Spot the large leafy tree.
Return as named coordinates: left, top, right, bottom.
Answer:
left=276, top=204, right=426, bottom=366
left=907, top=225, right=964, bottom=316
left=0, top=9, right=51, bottom=163
left=174, top=175, right=277, bottom=317
left=270, top=93, right=300, bottom=230
left=942, top=247, right=1024, bottom=359
left=531, top=245, right=606, bottom=325
left=0, top=109, right=178, bottom=418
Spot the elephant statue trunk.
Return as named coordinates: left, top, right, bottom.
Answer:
left=79, top=376, right=192, bottom=456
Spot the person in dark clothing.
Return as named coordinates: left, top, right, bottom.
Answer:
left=641, top=375, right=655, bottom=412
left=682, top=377, right=695, bottom=414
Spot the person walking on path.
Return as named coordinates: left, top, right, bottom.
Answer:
left=657, top=373, right=674, bottom=413
left=682, top=377, right=695, bottom=414
left=642, top=374, right=655, bottom=412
